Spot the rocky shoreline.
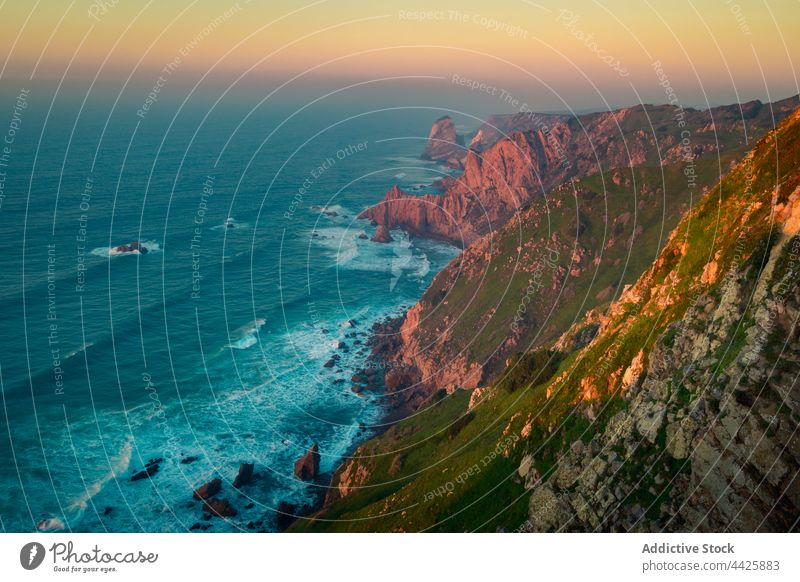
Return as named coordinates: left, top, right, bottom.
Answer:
left=290, top=314, right=420, bottom=525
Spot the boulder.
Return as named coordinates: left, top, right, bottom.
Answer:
left=203, top=498, right=237, bottom=518
left=131, top=458, right=160, bottom=482
left=112, top=241, right=149, bottom=255
left=193, top=477, right=222, bottom=500
left=294, top=443, right=321, bottom=481
left=233, top=463, right=254, bottom=488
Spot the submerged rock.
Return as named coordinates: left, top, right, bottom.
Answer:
left=131, top=458, right=160, bottom=482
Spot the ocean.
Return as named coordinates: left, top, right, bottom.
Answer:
left=0, top=89, right=459, bottom=532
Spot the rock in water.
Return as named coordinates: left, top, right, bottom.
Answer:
left=293, top=443, right=321, bottom=481
left=193, top=477, right=222, bottom=500
left=371, top=225, right=393, bottom=243
left=130, top=459, right=160, bottom=481
left=233, top=463, right=254, bottom=488
left=275, top=501, right=297, bottom=531
left=203, top=498, right=237, bottom=518
left=112, top=241, right=149, bottom=255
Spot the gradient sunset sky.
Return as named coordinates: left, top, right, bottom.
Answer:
left=1, top=0, right=797, bottom=111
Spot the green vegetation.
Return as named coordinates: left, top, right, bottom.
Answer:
left=497, top=349, right=561, bottom=393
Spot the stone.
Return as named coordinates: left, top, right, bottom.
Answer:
left=233, top=463, right=254, bottom=488
left=131, top=462, right=159, bottom=482
left=294, top=443, right=321, bottom=481
left=371, top=225, right=393, bottom=243
left=193, top=478, right=222, bottom=500
left=112, top=241, right=149, bottom=255
left=203, top=498, right=237, bottom=518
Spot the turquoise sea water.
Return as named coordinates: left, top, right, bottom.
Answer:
left=0, top=90, right=459, bottom=532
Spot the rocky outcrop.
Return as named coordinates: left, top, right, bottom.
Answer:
left=130, top=458, right=160, bottom=481
left=193, top=478, right=221, bottom=500
left=523, top=238, right=800, bottom=531
left=203, top=498, right=237, bottom=518
left=360, top=132, right=548, bottom=246
left=421, top=115, right=464, bottom=167
left=361, top=96, right=799, bottom=248
left=294, top=444, right=320, bottom=481
left=519, top=107, right=800, bottom=532
left=112, top=241, right=149, bottom=255
left=371, top=225, right=393, bottom=243
left=469, top=111, right=570, bottom=151
left=233, top=463, right=254, bottom=488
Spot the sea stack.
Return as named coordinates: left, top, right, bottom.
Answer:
left=233, top=463, right=254, bottom=488
left=421, top=115, right=464, bottom=167
left=193, top=478, right=222, bottom=500
left=293, top=443, right=321, bottom=481
left=371, top=225, right=393, bottom=243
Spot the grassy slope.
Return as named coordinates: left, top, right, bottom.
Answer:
left=418, top=154, right=739, bottom=370
left=293, top=106, right=800, bottom=533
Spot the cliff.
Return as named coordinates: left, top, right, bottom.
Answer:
left=360, top=96, right=800, bottom=248
left=519, top=105, right=800, bottom=532
left=294, top=103, right=800, bottom=532
left=370, top=96, right=800, bottom=412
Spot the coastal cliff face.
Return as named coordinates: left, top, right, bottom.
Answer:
left=360, top=97, right=799, bottom=248
left=295, top=104, right=800, bottom=533
left=360, top=131, right=549, bottom=245
left=520, top=109, right=800, bottom=532
left=359, top=96, right=800, bottom=411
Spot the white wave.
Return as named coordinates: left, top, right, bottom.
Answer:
left=311, top=204, right=346, bottom=214
left=63, top=341, right=94, bottom=362
left=281, top=325, right=331, bottom=361
left=211, top=218, right=250, bottom=231
left=227, top=318, right=266, bottom=350
left=312, top=228, right=431, bottom=287
left=36, top=517, right=66, bottom=532
left=68, top=437, right=133, bottom=512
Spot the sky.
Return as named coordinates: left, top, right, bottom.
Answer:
left=0, top=0, right=798, bottom=112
